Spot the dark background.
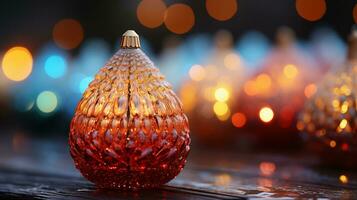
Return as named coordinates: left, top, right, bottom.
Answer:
left=0, top=0, right=355, bottom=53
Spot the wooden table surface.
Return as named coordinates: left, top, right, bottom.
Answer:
left=0, top=133, right=356, bottom=199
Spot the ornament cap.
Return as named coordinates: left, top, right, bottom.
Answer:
left=121, top=30, right=141, bottom=49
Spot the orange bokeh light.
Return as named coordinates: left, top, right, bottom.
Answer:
left=164, top=4, right=195, bottom=34
left=259, top=162, right=276, bottom=176
left=206, top=0, right=238, bottom=21
left=244, top=80, right=258, bottom=96
left=1, top=46, right=33, bottom=81
left=304, top=83, right=317, bottom=98
left=296, top=0, right=326, bottom=21
left=353, top=4, right=357, bottom=24
left=137, top=0, right=167, bottom=28
left=53, top=19, right=84, bottom=49
left=231, top=112, right=247, bottom=128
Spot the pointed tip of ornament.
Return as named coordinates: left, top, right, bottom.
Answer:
left=121, top=30, right=141, bottom=49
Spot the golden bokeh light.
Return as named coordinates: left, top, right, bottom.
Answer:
left=231, top=112, right=246, bottom=128
left=256, top=73, right=272, bottom=93
left=339, top=119, right=348, bottom=129
left=213, top=101, right=229, bottom=116
left=340, top=101, right=349, bottom=114
left=339, top=175, right=348, bottom=184
left=259, top=107, right=274, bottom=123
left=189, top=64, right=206, bottom=81
left=214, top=87, right=229, bottom=102
left=180, top=83, right=197, bottom=112
left=164, top=4, right=195, bottom=34
left=329, top=140, right=336, bottom=148
left=304, top=83, right=317, bottom=98
left=53, top=19, right=84, bottom=49
left=283, top=64, right=298, bottom=79
left=137, top=0, right=167, bottom=28
left=295, top=0, right=326, bottom=22
left=217, top=108, right=231, bottom=121
left=206, top=0, right=238, bottom=21
left=2, top=46, right=33, bottom=81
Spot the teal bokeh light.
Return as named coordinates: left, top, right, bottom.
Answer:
left=79, top=76, right=93, bottom=93
left=44, top=55, right=67, bottom=78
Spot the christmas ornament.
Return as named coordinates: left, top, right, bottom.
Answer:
left=180, top=30, right=247, bottom=146
left=235, top=27, right=321, bottom=147
left=69, top=30, right=190, bottom=189
left=298, top=31, right=357, bottom=168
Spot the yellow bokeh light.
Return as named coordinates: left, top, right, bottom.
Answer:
left=36, top=91, right=58, bottom=113
left=332, top=99, right=340, bottom=108
left=339, top=119, right=348, bottom=129
left=2, top=47, right=33, bottom=81
left=339, top=175, right=348, bottom=184
left=189, top=64, right=206, bottom=81
left=213, top=101, right=229, bottom=116
left=283, top=64, right=298, bottom=79
left=341, top=101, right=349, bottom=114
left=214, top=87, right=229, bottom=102
left=340, top=85, right=351, bottom=95
left=217, top=108, right=231, bottom=121
left=259, top=107, right=274, bottom=123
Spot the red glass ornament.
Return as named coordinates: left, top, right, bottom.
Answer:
left=69, top=30, right=190, bottom=189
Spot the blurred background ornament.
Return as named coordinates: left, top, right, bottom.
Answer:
left=298, top=30, right=357, bottom=168
left=180, top=30, right=247, bottom=147
left=310, top=27, right=346, bottom=74
left=69, top=30, right=190, bottom=189
left=236, top=27, right=322, bottom=148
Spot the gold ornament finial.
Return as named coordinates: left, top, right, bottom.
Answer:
left=121, top=30, right=141, bottom=49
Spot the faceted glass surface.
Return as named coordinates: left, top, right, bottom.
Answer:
left=298, top=63, right=357, bottom=166
left=69, top=48, right=190, bottom=189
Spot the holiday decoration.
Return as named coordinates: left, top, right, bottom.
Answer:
left=69, top=30, right=190, bottom=189
left=180, top=30, right=247, bottom=146
left=298, top=31, right=357, bottom=168
left=235, top=27, right=321, bottom=147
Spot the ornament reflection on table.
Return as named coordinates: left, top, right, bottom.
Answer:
left=236, top=27, right=322, bottom=147
left=180, top=30, right=247, bottom=146
left=298, top=30, right=357, bottom=168
left=69, top=30, right=190, bottom=189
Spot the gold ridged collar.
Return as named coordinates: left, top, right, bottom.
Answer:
left=120, top=30, right=141, bottom=49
